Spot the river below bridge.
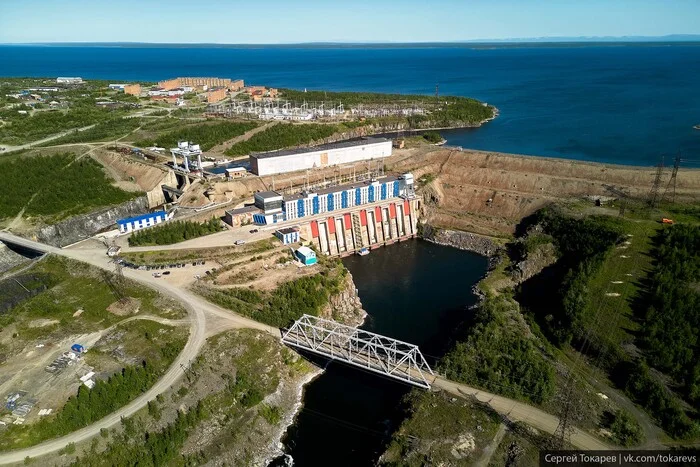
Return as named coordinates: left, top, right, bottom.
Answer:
left=274, top=239, right=488, bottom=466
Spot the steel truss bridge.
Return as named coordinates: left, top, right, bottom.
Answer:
left=281, top=314, right=434, bottom=389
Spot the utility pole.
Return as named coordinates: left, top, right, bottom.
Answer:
left=435, top=83, right=439, bottom=108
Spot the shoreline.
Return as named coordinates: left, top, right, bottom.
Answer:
left=261, top=363, right=324, bottom=466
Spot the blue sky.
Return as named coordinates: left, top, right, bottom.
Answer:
left=1, top=0, right=699, bottom=44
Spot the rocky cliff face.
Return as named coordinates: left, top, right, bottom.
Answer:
left=511, top=242, right=557, bottom=284
left=0, top=242, right=29, bottom=274
left=320, top=271, right=367, bottom=327
left=34, top=196, right=149, bottom=247
left=421, top=224, right=501, bottom=258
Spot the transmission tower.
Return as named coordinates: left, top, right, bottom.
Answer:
left=661, top=153, right=681, bottom=204
left=434, top=83, right=439, bottom=108
left=103, top=259, right=127, bottom=303
left=552, top=371, right=579, bottom=449
left=647, top=157, right=665, bottom=208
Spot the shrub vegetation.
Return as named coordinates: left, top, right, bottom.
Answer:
left=422, top=131, right=443, bottom=143
left=199, top=270, right=343, bottom=327
left=128, top=218, right=223, bottom=246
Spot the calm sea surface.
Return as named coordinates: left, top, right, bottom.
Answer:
left=2, top=44, right=699, bottom=165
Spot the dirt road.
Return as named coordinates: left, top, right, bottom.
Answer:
left=432, top=376, right=612, bottom=450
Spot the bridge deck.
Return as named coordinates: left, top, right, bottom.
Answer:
left=282, top=314, right=433, bottom=389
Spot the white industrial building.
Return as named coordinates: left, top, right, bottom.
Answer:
left=116, top=211, right=172, bottom=234
left=249, top=137, right=392, bottom=176
left=56, top=77, right=83, bottom=85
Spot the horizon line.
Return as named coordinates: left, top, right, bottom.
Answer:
left=2, top=34, right=700, bottom=47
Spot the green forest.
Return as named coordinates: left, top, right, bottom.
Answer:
left=128, top=218, right=223, bottom=246
left=0, top=153, right=140, bottom=221
left=439, top=293, right=556, bottom=404
left=135, top=121, right=258, bottom=151
left=639, top=225, right=700, bottom=405
left=224, top=123, right=341, bottom=156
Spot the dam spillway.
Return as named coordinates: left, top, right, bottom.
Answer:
left=299, top=198, right=420, bottom=257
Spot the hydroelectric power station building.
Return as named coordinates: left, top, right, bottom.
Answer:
left=249, top=137, right=392, bottom=176
left=227, top=173, right=414, bottom=226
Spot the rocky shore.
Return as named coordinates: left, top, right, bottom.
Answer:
left=421, top=223, right=503, bottom=259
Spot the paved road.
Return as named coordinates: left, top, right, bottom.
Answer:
left=0, top=232, right=611, bottom=462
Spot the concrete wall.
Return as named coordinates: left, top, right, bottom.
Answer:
left=145, top=170, right=178, bottom=208
left=253, top=140, right=392, bottom=176
left=301, top=198, right=420, bottom=257
left=35, top=196, right=149, bottom=247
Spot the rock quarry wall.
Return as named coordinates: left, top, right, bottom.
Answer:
left=421, top=224, right=501, bottom=258
left=35, top=196, right=149, bottom=247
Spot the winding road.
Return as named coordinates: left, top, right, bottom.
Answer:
left=0, top=231, right=612, bottom=464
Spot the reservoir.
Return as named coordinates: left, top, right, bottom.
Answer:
left=279, top=239, right=488, bottom=466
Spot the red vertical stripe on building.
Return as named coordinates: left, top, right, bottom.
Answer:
left=344, top=213, right=352, bottom=229
left=310, top=221, right=319, bottom=238
left=375, top=206, right=382, bottom=221
left=389, top=203, right=397, bottom=219
left=360, top=210, right=367, bottom=226
left=327, top=217, right=336, bottom=234
left=403, top=200, right=410, bottom=214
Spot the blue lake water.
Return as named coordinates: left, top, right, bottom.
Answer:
left=2, top=44, right=699, bottom=166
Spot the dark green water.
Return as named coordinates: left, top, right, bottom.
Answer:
left=279, top=239, right=488, bottom=466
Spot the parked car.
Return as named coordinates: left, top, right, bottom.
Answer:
left=162, top=271, right=171, bottom=275
left=235, top=240, right=246, bottom=245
